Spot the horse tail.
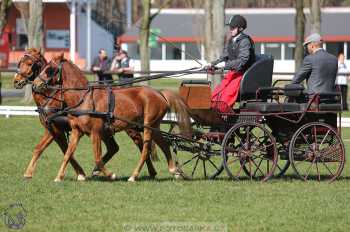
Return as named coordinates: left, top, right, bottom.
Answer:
left=160, top=89, right=192, bottom=138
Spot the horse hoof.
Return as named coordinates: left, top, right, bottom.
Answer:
left=128, top=176, right=136, bottom=182
left=23, top=175, right=32, bottom=180
left=110, top=173, right=118, bottom=181
left=77, top=174, right=86, bottom=181
left=174, top=173, right=183, bottom=180
left=54, top=178, right=62, bottom=182
left=91, top=170, right=101, bottom=177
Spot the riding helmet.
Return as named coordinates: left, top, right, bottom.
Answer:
left=227, top=15, right=247, bottom=30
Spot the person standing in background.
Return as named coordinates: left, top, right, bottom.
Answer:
left=91, top=49, right=113, bottom=83
left=110, top=50, right=134, bottom=85
left=336, top=53, right=349, bottom=110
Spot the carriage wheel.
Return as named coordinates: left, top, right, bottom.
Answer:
left=289, top=122, right=345, bottom=182
left=168, top=123, right=224, bottom=180
left=222, top=122, right=278, bottom=181
left=176, top=148, right=224, bottom=180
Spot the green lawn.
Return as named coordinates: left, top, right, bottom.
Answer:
left=0, top=116, right=350, bottom=232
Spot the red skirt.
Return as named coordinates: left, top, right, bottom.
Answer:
left=211, top=70, right=243, bottom=112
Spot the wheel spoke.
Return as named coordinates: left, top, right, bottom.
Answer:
left=300, top=132, right=311, bottom=146
left=303, top=158, right=316, bottom=180
left=208, top=159, right=220, bottom=172
left=191, top=157, right=200, bottom=177
left=316, top=161, right=320, bottom=181
left=235, top=160, right=246, bottom=177
left=233, top=132, right=244, bottom=147
left=252, top=158, right=264, bottom=177
left=321, top=162, right=335, bottom=176
left=319, top=129, right=331, bottom=147
left=180, top=154, right=199, bottom=168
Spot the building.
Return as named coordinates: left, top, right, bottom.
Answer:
left=119, top=8, right=350, bottom=73
left=1, top=0, right=114, bottom=68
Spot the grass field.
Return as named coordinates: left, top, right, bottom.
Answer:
left=0, top=116, right=350, bottom=232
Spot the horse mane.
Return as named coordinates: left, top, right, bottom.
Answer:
left=61, top=59, right=89, bottom=87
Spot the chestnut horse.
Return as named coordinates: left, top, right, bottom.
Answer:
left=13, top=49, right=157, bottom=180
left=33, top=53, right=192, bottom=182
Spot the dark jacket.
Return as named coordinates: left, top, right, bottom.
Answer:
left=91, top=57, right=113, bottom=81
left=292, top=49, right=338, bottom=94
left=212, top=33, right=255, bottom=72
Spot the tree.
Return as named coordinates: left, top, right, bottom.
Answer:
left=203, top=0, right=225, bottom=88
left=139, top=0, right=171, bottom=82
left=15, top=0, right=43, bottom=102
left=0, top=0, right=11, bottom=36
left=309, top=0, right=321, bottom=34
left=294, top=0, right=305, bottom=71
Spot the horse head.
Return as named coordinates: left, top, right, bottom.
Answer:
left=13, top=48, right=47, bottom=89
left=32, top=53, right=65, bottom=93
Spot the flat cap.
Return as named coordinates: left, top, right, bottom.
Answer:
left=303, top=33, right=322, bottom=46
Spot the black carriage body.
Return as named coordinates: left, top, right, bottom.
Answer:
left=178, top=54, right=345, bottom=181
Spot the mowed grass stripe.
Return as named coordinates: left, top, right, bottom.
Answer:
left=0, top=117, right=350, bottom=232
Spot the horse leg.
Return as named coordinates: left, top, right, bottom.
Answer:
left=23, top=130, right=54, bottom=179
left=54, top=128, right=82, bottom=182
left=152, top=130, right=178, bottom=175
left=91, top=130, right=117, bottom=180
left=126, top=129, right=157, bottom=178
left=91, top=134, right=119, bottom=177
left=54, top=131, right=86, bottom=181
left=128, top=127, right=153, bottom=182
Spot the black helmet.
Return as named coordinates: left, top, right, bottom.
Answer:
left=227, top=15, right=247, bottom=30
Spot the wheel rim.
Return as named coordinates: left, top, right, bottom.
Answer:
left=222, top=122, right=278, bottom=181
left=289, top=122, right=345, bottom=181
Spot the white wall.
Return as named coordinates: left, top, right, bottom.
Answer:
left=77, top=10, right=114, bottom=68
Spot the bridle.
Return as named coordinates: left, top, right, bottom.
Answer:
left=16, top=53, right=47, bottom=82
left=36, top=60, right=64, bottom=88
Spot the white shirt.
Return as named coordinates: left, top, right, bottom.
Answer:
left=336, top=62, right=348, bottom=85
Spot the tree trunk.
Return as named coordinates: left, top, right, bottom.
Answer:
left=0, top=0, right=11, bottom=36
left=139, top=0, right=151, bottom=82
left=295, top=0, right=305, bottom=71
left=15, top=0, right=43, bottom=103
left=204, top=0, right=225, bottom=89
left=309, top=0, right=321, bottom=34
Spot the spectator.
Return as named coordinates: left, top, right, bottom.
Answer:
left=336, top=53, right=349, bottom=110
left=91, top=49, right=113, bottom=83
left=110, top=50, right=134, bottom=85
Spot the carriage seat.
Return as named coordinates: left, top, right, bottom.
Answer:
left=245, top=102, right=301, bottom=112
left=239, top=54, right=274, bottom=102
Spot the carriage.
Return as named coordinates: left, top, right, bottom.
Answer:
left=169, top=54, right=345, bottom=182
left=15, top=50, right=345, bottom=182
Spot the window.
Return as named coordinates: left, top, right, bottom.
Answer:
left=126, top=43, right=139, bottom=59
left=284, top=43, right=295, bottom=60
left=347, top=43, right=350, bottom=60
left=151, top=45, right=162, bottom=60
left=185, top=43, right=201, bottom=60
left=326, top=42, right=344, bottom=57
left=254, top=42, right=261, bottom=55
left=264, top=43, right=281, bottom=60
left=17, top=34, right=28, bottom=50
left=166, top=43, right=182, bottom=60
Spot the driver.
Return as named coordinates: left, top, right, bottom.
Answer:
left=209, top=14, right=255, bottom=112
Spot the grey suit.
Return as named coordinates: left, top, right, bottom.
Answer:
left=292, top=49, right=338, bottom=94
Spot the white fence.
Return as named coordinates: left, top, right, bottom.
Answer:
left=1, top=105, right=350, bottom=127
